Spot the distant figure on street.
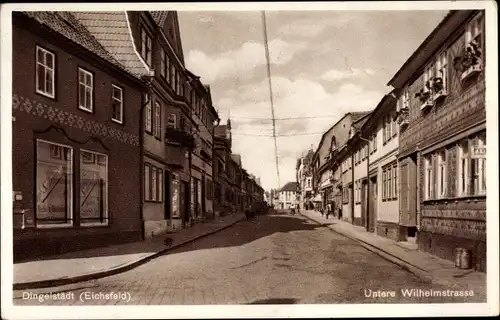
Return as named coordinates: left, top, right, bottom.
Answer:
left=297, top=203, right=300, bottom=213
left=290, top=203, right=296, bottom=215
left=326, top=202, right=333, bottom=219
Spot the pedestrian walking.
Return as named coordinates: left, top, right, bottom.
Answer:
left=326, top=202, right=332, bottom=219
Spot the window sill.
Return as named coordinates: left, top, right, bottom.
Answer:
left=423, top=194, right=486, bottom=203
left=80, top=222, right=110, bottom=227
left=78, top=106, right=94, bottom=114
left=35, top=90, right=56, bottom=101
left=35, top=223, right=73, bottom=229
left=111, top=118, right=123, bottom=125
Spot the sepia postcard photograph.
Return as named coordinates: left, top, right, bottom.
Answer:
left=1, top=1, right=498, bottom=319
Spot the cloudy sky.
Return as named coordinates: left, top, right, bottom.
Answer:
left=178, top=10, right=449, bottom=191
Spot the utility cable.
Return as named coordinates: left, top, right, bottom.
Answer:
left=262, top=10, right=280, bottom=188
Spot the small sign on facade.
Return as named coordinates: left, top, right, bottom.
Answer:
left=471, top=145, right=486, bottom=158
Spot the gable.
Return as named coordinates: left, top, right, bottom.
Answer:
left=161, top=11, right=185, bottom=65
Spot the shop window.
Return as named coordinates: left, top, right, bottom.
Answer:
left=36, top=46, right=55, bottom=99
left=80, top=150, right=108, bottom=226
left=36, top=140, right=73, bottom=227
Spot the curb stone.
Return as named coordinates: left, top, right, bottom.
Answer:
left=299, top=212, right=434, bottom=284
left=14, top=216, right=245, bottom=290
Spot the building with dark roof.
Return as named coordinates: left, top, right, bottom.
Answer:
left=389, top=10, right=486, bottom=271
left=12, top=11, right=147, bottom=260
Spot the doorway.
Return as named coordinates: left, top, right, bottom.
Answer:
left=361, top=179, right=368, bottom=229
left=369, top=176, right=377, bottom=233
left=180, top=180, right=190, bottom=224
left=164, top=171, right=171, bottom=219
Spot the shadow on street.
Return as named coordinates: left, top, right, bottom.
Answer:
left=247, top=298, right=300, bottom=304
left=164, top=213, right=329, bottom=256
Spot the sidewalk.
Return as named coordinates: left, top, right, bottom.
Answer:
left=300, top=210, right=486, bottom=300
left=14, top=213, right=245, bottom=290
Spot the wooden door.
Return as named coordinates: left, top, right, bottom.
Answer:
left=369, top=176, right=377, bottom=232
left=399, top=157, right=417, bottom=226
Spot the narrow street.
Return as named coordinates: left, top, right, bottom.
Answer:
left=13, top=212, right=477, bottom=305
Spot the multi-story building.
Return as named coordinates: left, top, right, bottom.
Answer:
left=186, top=71, right=219, bottom=222
left=313, top=112, right=371, bottom=214
left=12, top=11, right=146, bottom=260
left=353, top=91, right=401, bottom=238
left=213, top=120, right=233, bottom=215
left=75, top=11, right=198, bottom=236
left=388, top=10, right=486, bottom=271
left=278, top=182, right=298, bottom=209
left=296, top=149, right=314, bottom=209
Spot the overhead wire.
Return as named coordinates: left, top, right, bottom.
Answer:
left=262, top=10, right=281, bottom=188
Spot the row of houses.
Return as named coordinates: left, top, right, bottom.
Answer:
left=11, top=10, right=264, bottom=261
left=297, top=10, right=486, bottom=272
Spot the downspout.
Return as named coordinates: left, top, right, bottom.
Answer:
left=139, top=77, right=153, bottom=240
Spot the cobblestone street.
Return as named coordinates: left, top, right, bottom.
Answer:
left=13, top=213, right=481, bottom=306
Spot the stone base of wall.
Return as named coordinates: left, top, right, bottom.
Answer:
left=144, top=220, right=171, bottom=239
left=376, top=221, right=400, bottom=241
left=353, top=217, right=363, bottom=227
left=14, top=230, right=142, bottom=263
left=418, top=231, right=486, bottom=272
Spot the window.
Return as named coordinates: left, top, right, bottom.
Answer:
left=466, top=13, right=483, bottom=44
left=154, top=101, right=161, bottom=139
left=140, top=28, right=152, bottom=66
left=158, top=169, right=163, bottom=202
left=170, top=65, right=176, bottom=89
left=385, top=166, right=394, bottom=200
left=437, top=150, right=447, bottom=198
left=145, top=94, right=152, bottom=133
left=160, top=48, right=166, bottom=79
left=386, top=115, right=392, bottom=140
left=111, top=85, right=123, bottom=124
left=80, top=150, right=108, bottom=225
left=471, top=135, right=486, bottom=196
left=425, top=155, right=434, bottom=200
left=167, top=114, right=176, bottom=129
left=151, top=167, right=157, bottom=201
left=144, top=164, right=150, bottom=201
left=435, top=51, right=448, bottom=94
left=393, top=163, right=398, bottom=200
left=78, top=68, right=93, bottom=112
left=36, top=46, right=55, bottom=98
left=391, top=112, right=397, bottom=138
left=457, top=141, right=468, bottom=197
left=382, top=169, right=387, bottom=201
left=176, top=72, right=181, bottom=95
left=36, top=140, right=73, bottom=226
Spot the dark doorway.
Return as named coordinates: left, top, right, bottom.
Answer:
left=164, top=171, right=171, bottom=219
left=361, top=179, right=368, bottom=229
left=180, top=180, right=190, bottom=223
left=368, top=176, right=377, bottom=233
left=201, top=176, right=206, bottom=216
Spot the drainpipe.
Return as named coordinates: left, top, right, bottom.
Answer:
left=139, top=77, right=153, bottom=240
left=358, top=135, right=370, bottom=232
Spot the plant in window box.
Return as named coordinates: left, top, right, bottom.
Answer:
left=458, top=40, right=483, bottom=81
left=165, top=127, right=196, bottom=150
left=396, top=107, right=410, bottom=129
left=415, top=86, right=433, bottom=111
left=432, top=76, right=447, bottom=101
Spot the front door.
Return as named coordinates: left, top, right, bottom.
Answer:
left=180, top=180, right=189, bottom=223
left=369, top=176, right=377, bottom=232
left=201, top=177, right=206, bottom=216
left=361, top=180, right=367, bottom=228
left=399, top=156, right=417, bottom=227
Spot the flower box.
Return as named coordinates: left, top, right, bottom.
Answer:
left=461, top=62, right=482, bottom=81
left=420, top=99, right=433, bottom=111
